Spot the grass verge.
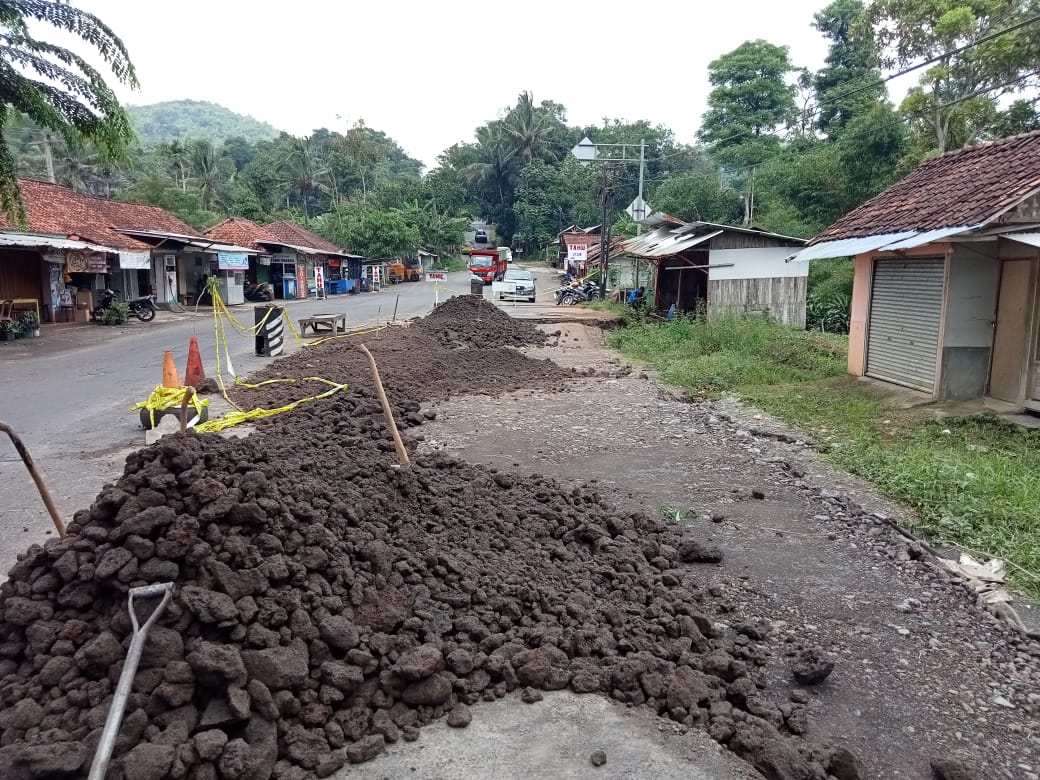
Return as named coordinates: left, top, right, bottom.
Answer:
left=608, top=315, right=1040, bottom=599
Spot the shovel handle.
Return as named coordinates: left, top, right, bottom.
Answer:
left=87, top=584, right=174, bottom=780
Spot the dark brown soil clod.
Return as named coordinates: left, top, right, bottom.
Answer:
left=791, top=649, right=835, bottom=686
left=590, top=749, right=607, bottom=767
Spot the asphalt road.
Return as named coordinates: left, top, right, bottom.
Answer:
left=0, top=271, right=472, bottom=574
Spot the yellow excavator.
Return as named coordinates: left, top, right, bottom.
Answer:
left=388, top=256, right=423, bottom=283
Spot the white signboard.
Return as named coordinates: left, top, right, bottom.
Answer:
left=427, top=271, right=447, bottom=282
left=314, top=265, right=325, bottom=290
left=567, top=243, right=588, bottom=263
left=372, top=267, right=381, bottom=284
left=119, top=251, right=151, bottom=270
left=217, top=251, right=249, bottom=270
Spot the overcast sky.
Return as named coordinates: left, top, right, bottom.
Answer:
left=64, top=0, right=845, bottom=168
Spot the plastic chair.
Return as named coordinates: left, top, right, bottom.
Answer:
left=0, top=300, right=13, bottom=325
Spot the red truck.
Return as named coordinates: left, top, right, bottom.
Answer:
left=468, top=248, right=506, bottom=284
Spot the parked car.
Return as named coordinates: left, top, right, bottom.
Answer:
left=494, top=268, right=536, bottom=302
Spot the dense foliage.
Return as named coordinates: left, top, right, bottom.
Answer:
left=126, top=100, right=279, bottom=145
left=4, top=0, right=1040, bottom=273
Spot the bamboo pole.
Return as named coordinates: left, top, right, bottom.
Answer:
left=357, top=344, right=410, bottom=464
left=0, top=421, right=66, bottom=537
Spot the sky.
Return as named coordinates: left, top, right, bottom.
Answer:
left=59, top=0, right=846, bottom=169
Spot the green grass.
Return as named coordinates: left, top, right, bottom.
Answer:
left=433, top=256, right=467, bottom=272
left=608, top=315, right=1040, bottom=598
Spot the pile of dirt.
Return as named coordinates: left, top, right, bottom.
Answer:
left=414, top=294, right=548, bottom=348
left=0, top=426, right=855, bottom=780
left=231, top=322, right=568, bottom=412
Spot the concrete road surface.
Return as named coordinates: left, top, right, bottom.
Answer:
left=0, top=272, right=471, bottom=575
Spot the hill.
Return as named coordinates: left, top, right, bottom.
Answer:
left=126, top=100, right=281, bottom=145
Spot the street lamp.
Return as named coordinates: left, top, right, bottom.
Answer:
left=570, top=137, right=647, bottom=299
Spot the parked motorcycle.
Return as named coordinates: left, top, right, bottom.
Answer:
left=93, top=289, right=157, bottom=322
left=554, top=280, right=602, bottom=306
left=244, top=281, right=273, bottom=302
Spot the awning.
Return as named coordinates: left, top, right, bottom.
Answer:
left=1001, top=232, right=1040, bottom=248
left=116, top=228, right=256, bottom=255
left=0, top=231, right=117, bottom=254
left=787, top=225, right=980, bottom=262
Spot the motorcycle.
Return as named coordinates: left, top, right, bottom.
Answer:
left=554, top=280, right=602, bottom=306
left=93, top=289, right=157, bottom=322
left=244, top=281, right=273, bottom=302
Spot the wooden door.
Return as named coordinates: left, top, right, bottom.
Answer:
left=989, top=259, right=1034, bottom=404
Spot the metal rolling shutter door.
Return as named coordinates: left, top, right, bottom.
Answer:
left=866, top=260, right=944, bottom=393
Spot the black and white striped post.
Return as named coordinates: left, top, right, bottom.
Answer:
left=255, top=305, right=285, bottom=357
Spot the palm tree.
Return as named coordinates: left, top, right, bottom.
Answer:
left=501, top=92, right=564, bottom=166
left=0, top=0, right=137, bottom=220
left=278, top=138, right=332, bottom=217
left=189, top=139, right=233, bottom=211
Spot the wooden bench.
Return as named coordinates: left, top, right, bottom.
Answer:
left=298, top=313, right=347, bottom=336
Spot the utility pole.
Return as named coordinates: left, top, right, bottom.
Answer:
left=40, top=133, right=56, bottom=184
left=636, top=138, right=645, bottom=236
left=599, top=166, right=614, bottom=300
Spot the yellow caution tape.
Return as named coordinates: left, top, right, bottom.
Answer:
left=131, top=386, right=210, bottom=429
left=194, top=376, right=348, bottom=434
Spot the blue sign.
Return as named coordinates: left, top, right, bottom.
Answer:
left=218, top=251, right=249, bottom=270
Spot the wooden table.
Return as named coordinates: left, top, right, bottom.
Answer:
left=298, top=312, right=347, bottom=336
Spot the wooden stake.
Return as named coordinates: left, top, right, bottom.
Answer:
left=179, top=386, right=197, bottom=433
left=0, top=420, right=66, bottom=537
left=357, top=344, right=410, bottom=464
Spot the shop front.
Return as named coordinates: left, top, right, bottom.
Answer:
left=216, top=251, right=247, bottom=305
left=118, top=250, right=151, bottom=301
left=268, top=252, right=300, bottom=299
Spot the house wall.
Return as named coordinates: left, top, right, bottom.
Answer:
left=708, top=233, right=802, bottom=250
left=938, top=243, right=1000, bottom=400
left=708, top=277, right=808, bottom=327
left=848, top=253, right=872, bottom=375
left=707, top=248, right=808, bottom=327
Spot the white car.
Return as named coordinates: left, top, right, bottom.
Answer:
left=493, top=268, right=536, bottom=302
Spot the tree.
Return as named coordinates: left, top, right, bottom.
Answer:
left=188, top=139, right=233, bottom=211
left=315, top=204, right=420, bottom=259
left=866, top=0, right=1040, bottom=153
left=812, top=0, right=885, bottom=136
left=651, top=173, right=743, bottom=224
left=699, top=40, right=797, bottom=166
left=0, top=0, right=137, bottom=219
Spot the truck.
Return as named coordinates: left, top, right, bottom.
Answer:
left=468, top=248, right=506, bottom=284
left=387, top=256, right=423, bottom=283
left=497, top=246, right=512, bottom=265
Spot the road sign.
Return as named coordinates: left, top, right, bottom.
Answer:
left=427, top=272, right=447, bottom=282
left=626, top=196, right=650, bottom=222
left=567, top=243, right=588, bottom=263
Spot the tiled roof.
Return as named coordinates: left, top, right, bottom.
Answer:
left=815, top=130, right=1040, bottom=243
left=264, top=219, right=343, bottom=254
left=205, top=218, right=282, bottom=250
left=0, top=179, right=202, bottom=251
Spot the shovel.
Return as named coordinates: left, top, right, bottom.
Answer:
left=87, top=582, right=176, bottom=780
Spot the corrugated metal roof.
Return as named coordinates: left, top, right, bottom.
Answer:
left=1002, top=231, right=1040, bottom=248
left=786, top=225, right=979, bottom=261
left=0, top=231, right=118, bottom=253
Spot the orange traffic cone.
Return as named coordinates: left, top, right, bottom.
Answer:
left=162, top=350, right=181, bottom=388
left=184, top=336, right=206, bottom=388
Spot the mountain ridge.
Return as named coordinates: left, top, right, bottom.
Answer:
left=126, top=100, right=282, bottom=145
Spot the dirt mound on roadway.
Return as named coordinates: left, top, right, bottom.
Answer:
left=0, top=423, right=853, bottom=779
left=415, top=294, right=548, bottom=348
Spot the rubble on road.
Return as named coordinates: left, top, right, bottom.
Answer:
left=0, top=302, right=859, bottom=780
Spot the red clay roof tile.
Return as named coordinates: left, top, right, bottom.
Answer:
left=263, top=220, right=343, bottom=254
left=814, top=130, right=1040, bottom=243
left=204, top=217, right=282, bottom=249
left=0, top=179, right=202, bottom=251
